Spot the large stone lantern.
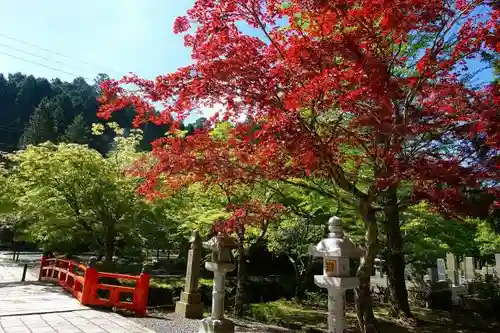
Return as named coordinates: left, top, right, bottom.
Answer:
left=309, top=216, right=363, bottom=333
left=200, top=232, right=238, bottom=333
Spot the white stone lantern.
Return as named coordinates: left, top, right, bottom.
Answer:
left=309, top=216, right=363, bottom=333
left=200, top=232, right=238, bottom=333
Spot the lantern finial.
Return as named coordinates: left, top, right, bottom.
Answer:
left=328, top=216, right=344, bottom=238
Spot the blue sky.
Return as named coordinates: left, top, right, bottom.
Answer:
left=0, top=0, right=194, bottom=82
left=0, top=1, right=493, bottom=95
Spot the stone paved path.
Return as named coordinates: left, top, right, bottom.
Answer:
left=0, top=309, right=152, bottom=333
left=0, top=256, right=155, bottom=333
left=0, top=262, right=38, bottom=283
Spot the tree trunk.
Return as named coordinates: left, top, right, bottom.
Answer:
left=104, top=221, right=115, bottom=265
left=295, top=255, right=314, bottom=302
left=234, top=231, right=246, bottom=317
left=356, top=203, right=378, bottom=333
left=286, top=255, right=302, bottom=301
left=383, top=187, right=412, bottom=318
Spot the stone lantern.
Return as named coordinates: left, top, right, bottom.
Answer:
left=309, top=216, right=363, bottom=333
left=200, top=232, right=238, bottom=333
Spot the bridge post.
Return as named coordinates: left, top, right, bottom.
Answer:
left=38, top=255, right=47, bottom=281
left=134, top=272, right=150, bottom=317
left=81, top=267, right=98, bottom=306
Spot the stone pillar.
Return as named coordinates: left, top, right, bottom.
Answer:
left=464, top=257, right=475, bottom=281
left=211, top=270, right=226, bottom=320
left=200, top=262, right=235, bottom=333
left=175, top=231, right=203, bottom=319
left=495, top=254, right=500, bottom=276
left=327, top=288, right=345, bottom=332
left=437, top=258, right=446, bottom=281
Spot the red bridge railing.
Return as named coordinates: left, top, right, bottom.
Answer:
left=38, top=256, right=150, bottom=316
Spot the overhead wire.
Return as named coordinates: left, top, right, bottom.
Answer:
left=0, top=32, right=121, bottom=77
left=0, top=50, right=94, bottom=81
left=0, top=42, right=97, bottom=79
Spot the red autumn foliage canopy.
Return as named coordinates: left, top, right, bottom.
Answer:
left=99, top=0, right=500, bottom=221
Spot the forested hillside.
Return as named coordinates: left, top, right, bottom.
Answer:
left=0, top=72, right=203, bottom=153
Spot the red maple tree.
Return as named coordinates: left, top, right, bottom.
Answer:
left=99, top=1, right=499, bottom=331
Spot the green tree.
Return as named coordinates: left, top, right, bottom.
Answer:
left=401, top=202, right=477, bottom=274
left=62, top=114, right=89, bottom=144
left=18, top=98, right=59, bottom=148
left=4, top=129, right=149, bottom=262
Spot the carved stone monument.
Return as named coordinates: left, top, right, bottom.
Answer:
left=175, top=230, right=204, bottom=319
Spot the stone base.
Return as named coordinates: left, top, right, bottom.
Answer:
left=451, top=285, right=467, bottom=306
left=175, top=292, right=204, bottom=319
left=199, top=317, right=235, bottom=333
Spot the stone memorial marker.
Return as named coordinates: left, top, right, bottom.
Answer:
left=175, top=230, right=204, bottom=319
left=437, top=258, right=446, bottom=281
left=495, top=254, right=500, bottom=276
left=446, top=253, right=458, bottom=285
left=464, top=257, right=475, bottom=281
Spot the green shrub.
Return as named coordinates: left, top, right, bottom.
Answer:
left=248, top=300, right=326, bottom=331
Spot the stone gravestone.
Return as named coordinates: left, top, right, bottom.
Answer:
left=175, top=230, right=204, bottom=319
left=445, top=253, right=466, bottom=305
left=428, top=267, right=438, bottom=284
left=481, top=264, right=489, bottom=277
left=495, top=254, right=500, bottom=277
left=445, top=253, right=458, bottom=286
left=437, top=258, right=447, bottom=281
left=464, top=257, right=475, bottom=281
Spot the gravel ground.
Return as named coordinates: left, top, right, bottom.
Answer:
left=128, top=311, right=295, bottom=333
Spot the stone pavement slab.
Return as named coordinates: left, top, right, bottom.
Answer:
left=0, top=283, right=85, bottom=316
left=0, top=262, right=38, bottom=284
left=0, top=310, right=154, bottom=333
left=0, top=283, right=155, bottom=333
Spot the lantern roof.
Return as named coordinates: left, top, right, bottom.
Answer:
left=203, top=232, right=238, bottom=251
left=309, top=216, right=363, bottom=258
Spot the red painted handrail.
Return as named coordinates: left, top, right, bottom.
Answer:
left=38, top=256, right=150, bottom=317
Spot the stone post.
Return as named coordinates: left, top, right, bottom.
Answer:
left=200, top=233, right=237, bottom=333
left=175, top=230, right=204, bottom=319
left=464, top=257, right=475, bottom=281
left=437, top=258, right=446, bottom=281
